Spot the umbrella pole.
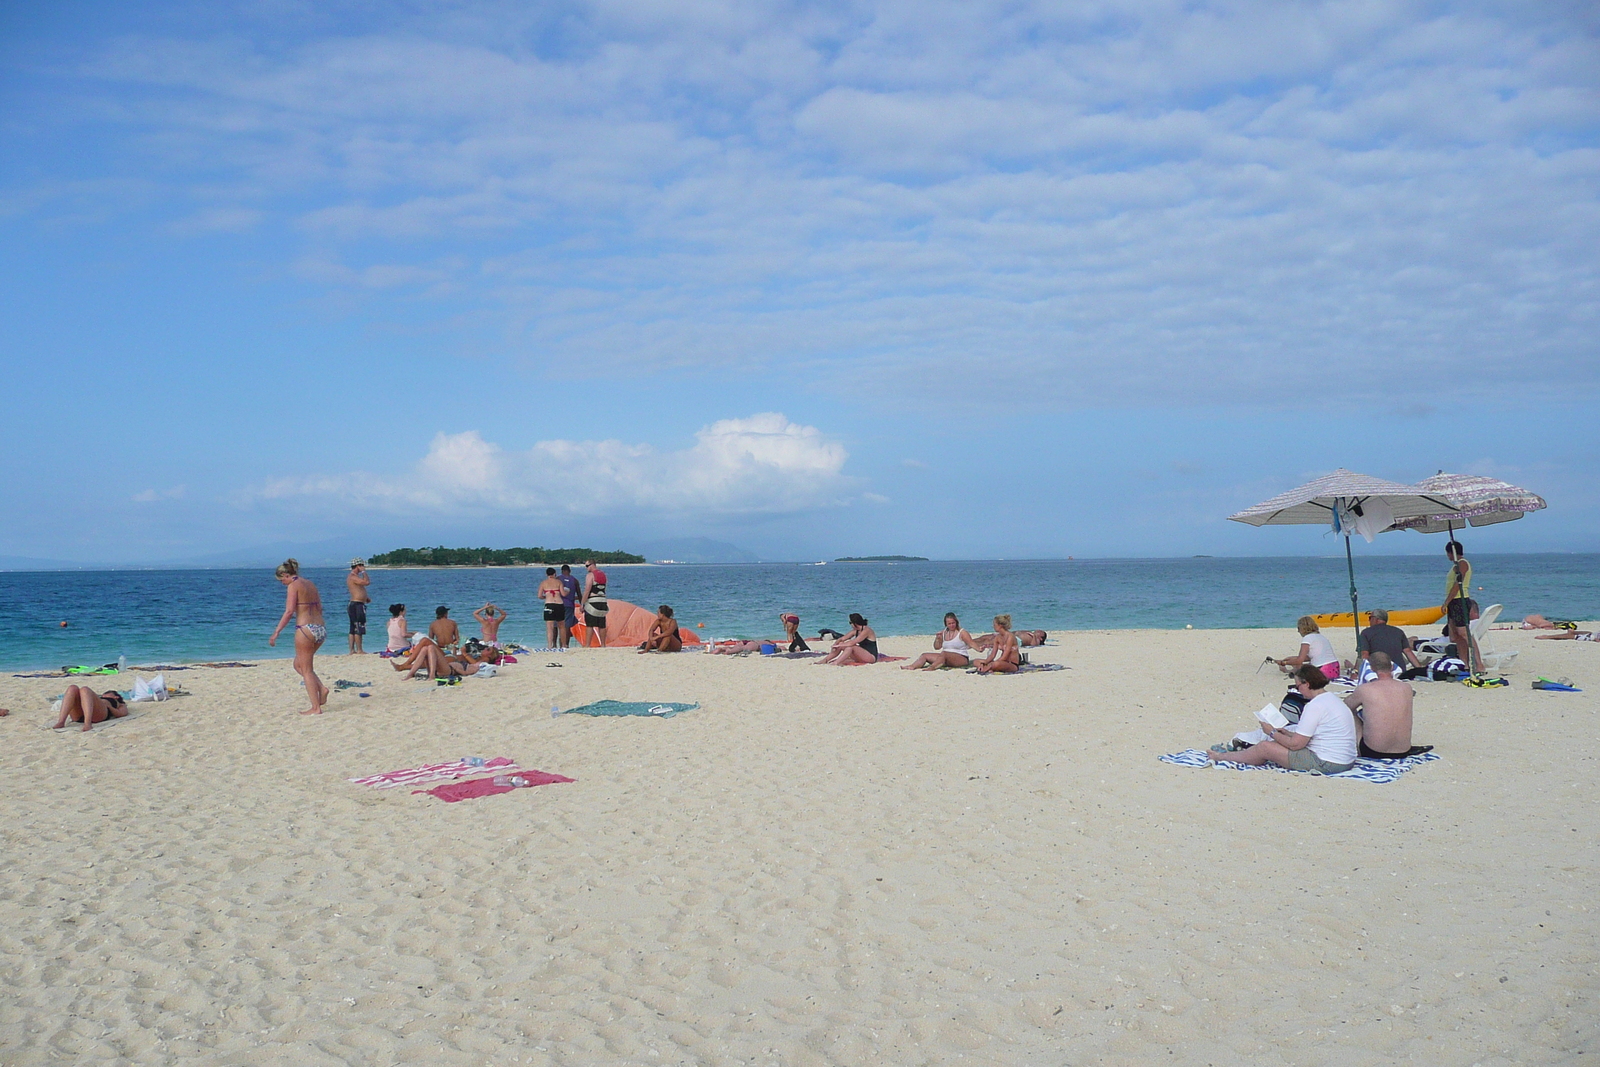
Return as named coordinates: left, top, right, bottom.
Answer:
left=1344, top=533, right=1359, bottom=660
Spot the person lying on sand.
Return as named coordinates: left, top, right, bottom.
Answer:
left=1535, top=630, right=1600, bottom=641
left=1524, top=614, right=1579, bottom=630
left=903, top=613, right=975, bottom=670
left=818, top=614, right=878, bottom=665
left=1205, top=665, right=1357, bottom=774
left=389, top=635, right=440, bottom=672
left=401, top=644, right=499, bottom=680
left=639, top=605, right=684, bottom=653
left=973, top=615, right=1021, bottom=674
left=707, top=640, right=768, bottom=654
left=971, top=628, right=1047, bottom=649
left=53, top=685, right=129, bottom=732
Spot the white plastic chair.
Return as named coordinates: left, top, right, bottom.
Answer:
left=1419, top=604, right=1518, bottom=671
left=1418, top=603, right=1501, bottom=655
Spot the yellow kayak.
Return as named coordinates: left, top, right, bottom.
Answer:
left=1311, top=607, right=1444, bottom=629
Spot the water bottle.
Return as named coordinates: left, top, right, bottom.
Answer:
left=117, top=653, right=127, bottom=673
left=550, top=704, right=562, bottom=718
left=493, top=775, right=529, bottom=788
left=462, top=756, right=486, bottom=768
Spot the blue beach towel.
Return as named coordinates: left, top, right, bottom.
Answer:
left=558, top=700, right=700, bottom=718
left=1159, top=748, right=1441, bottom=783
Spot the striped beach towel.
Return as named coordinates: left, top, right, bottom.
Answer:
left=1159, top=748, right=1441, bottom=783
left=350, top=756, right=523, bottom=788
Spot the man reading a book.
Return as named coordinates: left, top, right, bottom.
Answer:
left=1342, top=652, right=1430, bottom=760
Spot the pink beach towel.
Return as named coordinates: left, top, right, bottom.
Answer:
left=412, top=770, right=575, bottom=802
left=350, top=756, right=520, bottom=788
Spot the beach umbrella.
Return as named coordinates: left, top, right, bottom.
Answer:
left=1228, top=469, right=1464, bottom=643
left=1390, top=473, right=1547, bottom=535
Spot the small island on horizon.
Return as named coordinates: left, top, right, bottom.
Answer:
left=368, top=546, right=646, bottom=567
left=835, top=555, right=930, bottom=562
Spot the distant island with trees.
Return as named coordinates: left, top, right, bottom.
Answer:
left=368, top=546, right=646, bottom=567
left=835, top=555, right=929, bottom=562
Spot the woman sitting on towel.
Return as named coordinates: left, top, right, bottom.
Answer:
left=1276, top=616, right=1340, bottom=680
left=972, top=628, right=1047, bottom=650
left=639, top=606, right=684, bottom=653
left=818, top=614, right=879, bottom=665
left=386, top=604, right=410, bottom=653
left=1205, top=664, right=1358, bottom=774
left=973, top=615, right=1022, bottom=674
left=53, top=685, right=129, bottom=732
left=903, top=613, right=975, bottom=670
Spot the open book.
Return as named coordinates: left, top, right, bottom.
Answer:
left=1256, top=702, right=1289, bottom=730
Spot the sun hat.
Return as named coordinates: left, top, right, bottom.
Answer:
left=350, top=558, right=366, bottom=567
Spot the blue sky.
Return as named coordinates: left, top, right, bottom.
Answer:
left=1, top=0, right=1596, bottom=564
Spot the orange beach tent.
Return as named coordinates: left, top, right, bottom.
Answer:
left=570, top=599, right=702, bottom=648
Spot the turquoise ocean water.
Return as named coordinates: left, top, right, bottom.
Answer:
left=1, top=554, right=1596, bottom=671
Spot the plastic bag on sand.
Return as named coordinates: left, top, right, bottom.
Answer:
left=131, top=675, right=168, bottom=702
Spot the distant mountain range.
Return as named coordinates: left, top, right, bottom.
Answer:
left=635, top=538, right=763, bottom=564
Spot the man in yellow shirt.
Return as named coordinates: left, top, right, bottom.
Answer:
left=1442, top=541, right=1481, bottom=674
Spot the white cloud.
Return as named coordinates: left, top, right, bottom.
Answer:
left=131, top=485, right=186, bottom=503
left=13, top=1, right=1600, bottom=408
left=248, top=414, right=857, bottom=517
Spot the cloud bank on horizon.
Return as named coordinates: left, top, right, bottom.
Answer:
left=248, top=414, right=857, bottom=517
left=11, top=0, right=1597, bottom=409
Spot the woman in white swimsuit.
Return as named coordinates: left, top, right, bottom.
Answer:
left=903, top=613, right=975, bottom=670
left=269, top=558, right=329, bottom=715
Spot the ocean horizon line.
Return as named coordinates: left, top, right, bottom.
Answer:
left=4, top=549, right=1596, bottom=574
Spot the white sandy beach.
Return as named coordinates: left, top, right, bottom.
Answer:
left=2, top=626, right=1596, bottom=1066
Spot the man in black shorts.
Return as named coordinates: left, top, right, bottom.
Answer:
left=346, top=559, right=370, bottom=655
left=1442, top=541, right=1481, bottom=674
left=538, top=567, right=565, bottom=648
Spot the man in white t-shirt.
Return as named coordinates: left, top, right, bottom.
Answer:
left=1207, top=664, right=1358, bottom=774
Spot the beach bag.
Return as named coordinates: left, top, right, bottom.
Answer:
left=1278, top=689, right=1307, bottom=725
left=131, top=675, right=168, bottom=702
left=473, top=664, right=498, bottom=678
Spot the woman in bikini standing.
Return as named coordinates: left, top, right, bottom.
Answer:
left=269, top=558, right=329, bottom=715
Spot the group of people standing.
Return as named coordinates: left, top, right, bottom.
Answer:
left=537, top=561, right=609, bottom=649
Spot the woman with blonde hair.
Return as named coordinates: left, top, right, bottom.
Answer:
left=1276, top=616, right=1340, bottom=680
left=974, top=615, right=1021, bottom=674
left=269, top=559, right=329, bottom=714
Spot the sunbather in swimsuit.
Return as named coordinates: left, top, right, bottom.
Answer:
left=269, top=559, right=329, bottom=714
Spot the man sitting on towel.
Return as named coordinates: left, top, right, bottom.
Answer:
left=1342, top=652, right=1430, bottom=760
